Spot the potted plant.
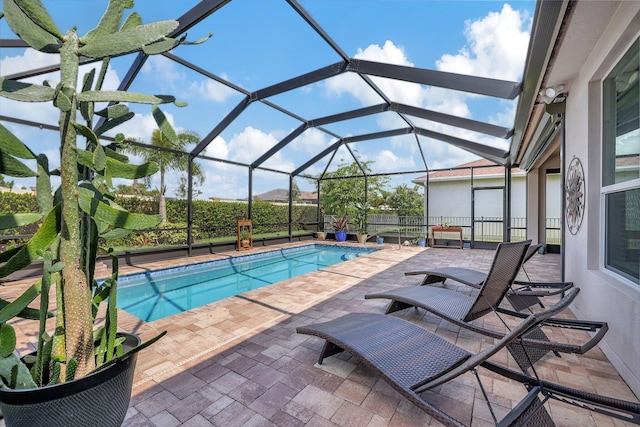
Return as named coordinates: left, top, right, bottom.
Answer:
left=0, top=1, right=208, bottom=424
left=239, top=229, right=251, bottom=249
left=331, top=214, right=349, bottom=242
left=317, top=207, right=326, bottom=241
left=351, top=201, right=370, bottom=244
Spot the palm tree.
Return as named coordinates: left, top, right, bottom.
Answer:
left=127, top=129, right=205, bottom=222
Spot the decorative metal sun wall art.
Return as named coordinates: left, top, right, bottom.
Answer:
left=566, top=156, right=585, bottom=235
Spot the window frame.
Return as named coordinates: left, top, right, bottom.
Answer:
left=600, top=37, right=640, bottom=286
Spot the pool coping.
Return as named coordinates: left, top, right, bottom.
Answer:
left=117, top=243, right=379, bottom=283
left=117, top=243, right=380, bottom=322
left=118, top=241, right=417, bottom=388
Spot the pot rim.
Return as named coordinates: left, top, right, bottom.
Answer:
left=0, top=332, right=140, bottom=403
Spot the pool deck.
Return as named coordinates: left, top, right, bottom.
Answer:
left=2, top=242, right=638, bottom=426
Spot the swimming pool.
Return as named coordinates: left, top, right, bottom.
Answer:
left=117, top=244, right=377, bottom=321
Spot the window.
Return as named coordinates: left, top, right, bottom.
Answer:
left=602, top=38, right=640, bottom=284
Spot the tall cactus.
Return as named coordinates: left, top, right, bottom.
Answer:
left=0, top=0, right=208, bottom=385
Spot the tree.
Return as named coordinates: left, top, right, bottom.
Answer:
left=387, top=184, right=423, bottom=216
left=175, top=175, right=203, bottom=199
left=126, top=129, right=204, bottom=221
left=291, top=180, right=301, bottom=200
left=115, top=182, right=159, bottom=197
left=318, top=160, right=390, bottom=215
left=0, top=174, right=14, bottom=191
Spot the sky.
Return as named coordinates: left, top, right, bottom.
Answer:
left=0, top=0, right=535, bottom=200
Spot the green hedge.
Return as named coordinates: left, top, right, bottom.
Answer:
left=1, top=192, right=317, bottom=251
left=0, top=192, right=41, bottom=250
left=0, top=192, right=40, bottom=238
left=0, top=192, right=38, bottom=213
left=100, top=222, right=191, bottom=250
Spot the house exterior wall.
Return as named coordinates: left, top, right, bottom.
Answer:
left=427, top=175, right=528, bottom=219
left=526, top=161, right=563, bottom=245
left=545, top=173, right=561, bottom=219
left=562, top=2, right=640, bottom=396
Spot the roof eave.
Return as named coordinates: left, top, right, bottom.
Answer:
left=509, top=0, right=569, bottom=167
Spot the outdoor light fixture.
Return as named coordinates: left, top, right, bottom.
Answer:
left=539, top=84, right=565, bottom=104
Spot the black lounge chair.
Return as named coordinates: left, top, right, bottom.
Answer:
left=297, top=289, right=640, bottom=426
left=405, top=243, right=573, bottom=311
left=365, top=241, right=608, bottom=370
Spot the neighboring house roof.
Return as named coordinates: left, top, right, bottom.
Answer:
left=412, top=159, right=525, bottom=183
left=254, top=188, right=289, bottom=201
left=254, top=189, right=320, bottom=202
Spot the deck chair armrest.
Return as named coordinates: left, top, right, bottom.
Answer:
left=483, top=361, right=640, bottom=424
left=582, top=321, right=609, bottom=353
left=512, top=281, right=574, bottom=296
left=518, top=320, right=608, bottom=354
left=493, top=306, right=609, bottom=354
left=559, top=320, right=609, bottom=354
left=415, top=288, right=579, bottom=393
left=496, top=386, right=550, bottom=427
left=404, top=270, right=428, bottom=277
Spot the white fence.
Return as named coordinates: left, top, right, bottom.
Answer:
left=324, top=214, right=561, bottom=244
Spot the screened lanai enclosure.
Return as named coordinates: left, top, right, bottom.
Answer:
left=0, top=0, right=559, bottom=262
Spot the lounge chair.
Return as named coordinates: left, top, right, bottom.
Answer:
left=405, top=243, right=573, bottom=311
left=297, top=289, right=639, bottom=426
left=365, top=241, right=608, bottom=370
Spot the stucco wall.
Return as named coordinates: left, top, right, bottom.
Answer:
left=563, top=2, right=640, bottom=397
left=427, top=176, right=527, bottom=219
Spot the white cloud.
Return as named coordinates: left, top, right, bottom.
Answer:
left=324, top=40, right=420, bottom=107
left=142, top=56, right=237, bottom=103
left=324, top=6, right=530, bottom=110
left=291, top=128, right=330, bottom=154
left=0, top=50, right=122, bottom=126
left=421, top=137, right=479, bottom=170
left=0, top=95, right=60, bottom=127
left=203, top=135, right=230, bottom=161
left=389, top=134, right=418, bottom=153
left=374, top=149, right=416, bottom=172
left=140, top=55, right=182, bottom=91
left=227, top=126, right=276, bottom=163
left=318, top=6, right=530, bottom=170
left=1, top=48, right=121, bottom=89
left=1, top=49, right=59, bottom=76
left=201, top=172, right=245, bottom=199
left=436, top=4, right=530, bottom=81
left=356, top=40, right=413, bottom=66
left=322, top=39, right=474, bottom=122
left=490, top=100, right=517, bottom=127
left=111, top=111, right=164, bottom=142
left=189, top=73, right=237, bottom=103
left=226, top=126, right=294, bottom=172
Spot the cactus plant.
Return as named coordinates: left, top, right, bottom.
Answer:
left=0, top=0, right=209, bottom=392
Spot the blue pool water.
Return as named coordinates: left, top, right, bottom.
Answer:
left=117, top=244, right=376, bottom=321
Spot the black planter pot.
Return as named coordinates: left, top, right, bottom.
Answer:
left=0, top=332, right=141, bottom=427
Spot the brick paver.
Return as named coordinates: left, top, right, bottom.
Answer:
left=2, top=242, right=638, bottom=426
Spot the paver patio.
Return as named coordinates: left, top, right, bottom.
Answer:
left=2, top=242, right=638, bottom=426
